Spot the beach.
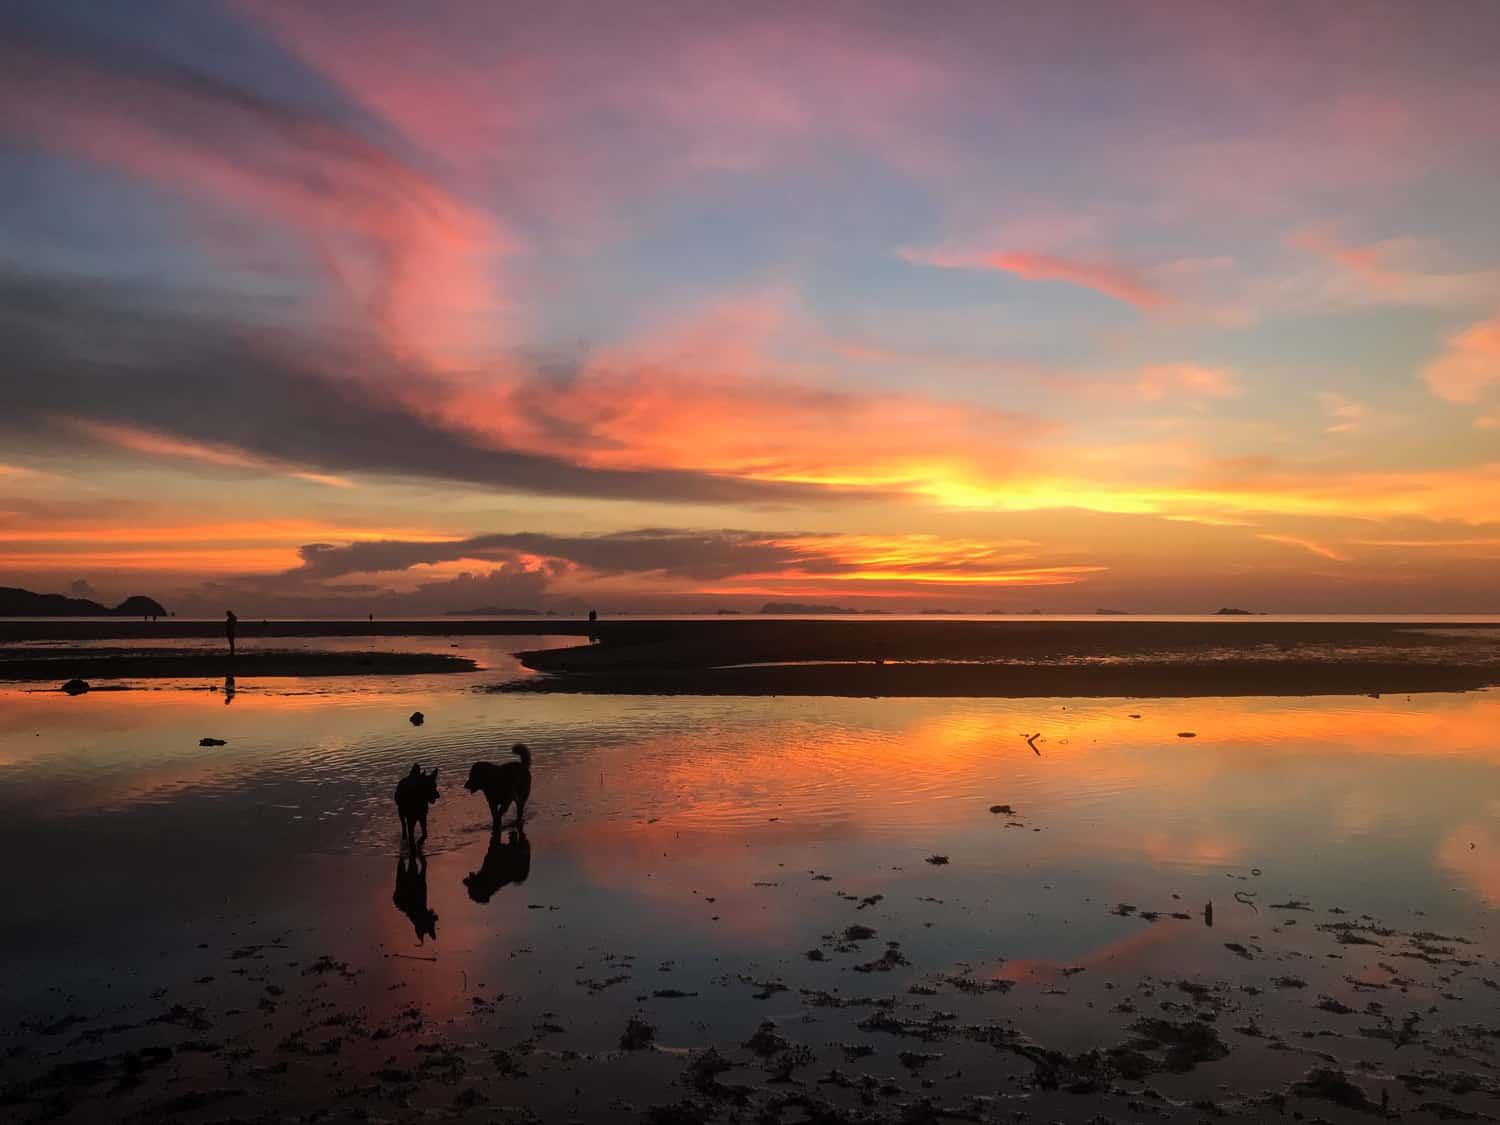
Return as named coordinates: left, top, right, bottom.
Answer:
left=2, top=623, right=1500, bottom=1122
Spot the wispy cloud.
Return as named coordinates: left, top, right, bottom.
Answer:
left=72, top=420, right=353, bottom=486
left=1256, top=533, right=1347, bottom=562
left=900, top=246, right=1174, bottom=311
left=1317, top=392, right=1367, bottom=434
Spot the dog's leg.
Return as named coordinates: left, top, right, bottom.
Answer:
left=417, top=813, right=428, bottom=844
left=516, top=795, right=527, bottom=827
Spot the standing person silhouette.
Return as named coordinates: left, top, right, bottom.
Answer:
left=225, top=610, right=237, bottom=657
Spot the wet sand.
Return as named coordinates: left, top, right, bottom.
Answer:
left=495, top=658, right=1500, bottom=697
left=6, top=636, right=1500, bottom=1123
left=0, top=648, right=476, bottom=682
left=4, top=682, right=1500, bottom=1122
left=507, top=619, right=1500, bottom=697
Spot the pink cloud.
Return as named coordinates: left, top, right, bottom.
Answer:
left=1423, top=312, right=1500, bottom=405
left=0, top=40, right=502, bottom=371
left=1131, top=363, right=1238, bottom=401
left=246, top=1, right=954, bottom=233
left=1037, top=363, right=1239, bottom=404
left=902, top=245, right=1174, bottom=311
left=985, top=252, right=1174, bottom=310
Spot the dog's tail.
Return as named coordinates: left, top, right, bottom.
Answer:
left=511, top=742, right=531, bottom=767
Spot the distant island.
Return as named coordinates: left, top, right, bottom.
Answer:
left=1214, top=607, right=1256, bottom=615
left=0, top=586, right=167, bottom=618
left=445, top=606, right=545, bottom=616
left=760, top=602, right=874, bottom=615
left=1095, top=608, right=1131, bottom=615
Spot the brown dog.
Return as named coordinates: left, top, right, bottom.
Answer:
left=464, top=743, right=531, bottom=826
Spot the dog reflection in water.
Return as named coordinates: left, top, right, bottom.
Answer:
left=464, top=829, right=531, bottom=903
left=392, top=851, right=438, bottom=942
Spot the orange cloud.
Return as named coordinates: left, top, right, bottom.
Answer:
left=1255, top=533, right=1347, bottom=562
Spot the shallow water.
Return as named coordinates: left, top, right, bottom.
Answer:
left=4, top=663, right=1500, bottom=1121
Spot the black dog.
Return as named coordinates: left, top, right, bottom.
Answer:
left=464, top=743, right=531, bottom=826
left=463, top=829, right=531, bottom=903
left=393, top=763, right=440, bottom=843
left=392, top=851, right=437, bottom=942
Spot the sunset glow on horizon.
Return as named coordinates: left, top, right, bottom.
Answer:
left=3, top=1, right=1499, bottom=614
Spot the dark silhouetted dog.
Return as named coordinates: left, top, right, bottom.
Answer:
left=463, top=829, right=531, bottom=902
left=392, top=851, right=437, bottom=942
left=464, top=743, right=531, bottom=826
left=394, top=763, right=440, bottom=843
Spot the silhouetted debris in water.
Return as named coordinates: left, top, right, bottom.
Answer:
left=843, top=924, right=877, bottom=942
left=1359, top=1011, right=1423, bottom=1046
left=199, top=737, right=226, bottom=747
left=925, top=854, right=949, bottom=865
left=989, top=804, right=1014, bottom=814
left=941, top=973, right=1014, bottom=995
left=1271, top=899, right=1314, bottom=910
left=1177, top=731, right=1197, bottom=738
left=1316, top=996, right=1357, bottom=1014
left=409, top=711, right=424, bottom=725
left=1224, top=942, right=1253, bottom=959
left=853, top=945, right=911, bottom=973
left=736, top=976, right=788, bottom=1000
left=1024, top=732, right=1042, bottom=754
left=577, top=974, right=630, bottom=993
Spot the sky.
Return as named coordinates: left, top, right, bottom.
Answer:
left=2, top=0, right=1498, bottom=615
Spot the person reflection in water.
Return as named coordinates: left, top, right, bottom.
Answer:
left=223, top=674, right=236, bottom=704
left=225, top=610, right=237, bottom=657
left=392, top=850, right=437, bottom=942
left=463, top=829, right=531, bottom=903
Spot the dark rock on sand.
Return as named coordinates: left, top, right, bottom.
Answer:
left=61, top=678, right=90, bottom=695
left=620, top=1014, right=656, bottom=1050
left=409, top=711, right=425, bottom=725
left=199, top=737, right=227, bottom=747
left=1292, top=1066, right=1381, bottom=1112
